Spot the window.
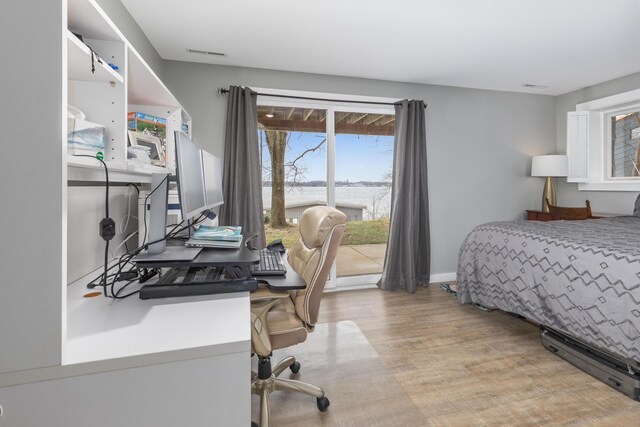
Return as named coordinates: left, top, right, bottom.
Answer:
left=567, top=88, right=640, bottom=191
left=609, top=111, right=640, bottom=178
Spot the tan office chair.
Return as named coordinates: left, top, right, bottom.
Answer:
left=546, top=198, right=592, bottom=220
left=250, top=206, right=346, bottom=427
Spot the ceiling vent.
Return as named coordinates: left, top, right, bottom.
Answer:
left=187, top=49, right=227, bottom=57
left=522, top=83, right=549, bottom=89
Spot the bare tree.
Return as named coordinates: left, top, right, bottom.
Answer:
left=365, top=170, right=392, bottom=220
left=285, top=137, right=326, bottom=185
left=262, top=129, right=327, bottom=228
left=263, top=130, right=289, bottom=228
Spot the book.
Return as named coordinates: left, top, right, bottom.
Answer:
left=185, top=236, right=243, bottom=249
left=192, top=225, right=243, bottom=242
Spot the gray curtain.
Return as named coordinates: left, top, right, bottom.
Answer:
left=218, top=86, right=266, bottom=248
left=377, top=99, right=430, bottom=293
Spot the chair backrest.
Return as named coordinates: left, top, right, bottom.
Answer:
left=546, top=198, right=592, bottom=220
left=287, top=206, right=346, bottom=327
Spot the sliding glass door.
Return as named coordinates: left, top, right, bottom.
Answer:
left=257, top=95, right=395, bottom=289
left=334, top=110, right=394, bottom=284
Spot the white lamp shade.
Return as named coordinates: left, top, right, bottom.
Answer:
left=531, top=155, right=568, bottom=177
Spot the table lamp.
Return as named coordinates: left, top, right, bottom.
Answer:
left=531, top=155, right=568, bottom=212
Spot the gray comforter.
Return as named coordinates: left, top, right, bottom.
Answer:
left=457, top=216, right=640, bottom=362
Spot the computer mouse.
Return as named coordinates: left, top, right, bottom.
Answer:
left=267, top=239, right=286, bottom=253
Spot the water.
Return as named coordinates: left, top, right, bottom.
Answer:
left=262, top=186, right=391, bottom=220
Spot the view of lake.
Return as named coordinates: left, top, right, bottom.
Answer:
left=262, top=186, right=392, bottom=220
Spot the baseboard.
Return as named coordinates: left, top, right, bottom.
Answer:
left=325, top=272, right=456, bottom=293
left=430, top=272, right=456, bottom=283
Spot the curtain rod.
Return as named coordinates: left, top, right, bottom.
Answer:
left=217, top=88, right=426, bottom=108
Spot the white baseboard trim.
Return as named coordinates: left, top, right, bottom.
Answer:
left=324, top=272, right=457, bottom=293
left=429, top=272, right=456, bottom=283
left=324, top=283, right=378, bottom=293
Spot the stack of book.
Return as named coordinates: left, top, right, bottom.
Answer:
left=185, top=225, right=243, bottom=249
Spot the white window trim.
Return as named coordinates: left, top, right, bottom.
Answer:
left=574, top=88, right=640, bottom=191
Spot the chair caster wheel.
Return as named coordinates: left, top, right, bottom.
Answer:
left=290, top=361, right=301, bottom=374
left=317, top=396, right=330, bottom=412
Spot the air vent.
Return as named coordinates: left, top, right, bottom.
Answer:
left=187, top=49, right=227, bottom=57
left=522, top=83, right=549, bottom=89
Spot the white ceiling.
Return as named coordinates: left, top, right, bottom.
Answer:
left=121, top=0, right=640, bottom=96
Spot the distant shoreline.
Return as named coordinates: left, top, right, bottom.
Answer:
left=262, top=186, right=392, bottom=220
left=262, top=182, right=391, bottom=188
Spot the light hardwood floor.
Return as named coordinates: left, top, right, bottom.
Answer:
left=310, top=285, right=640, bottom=426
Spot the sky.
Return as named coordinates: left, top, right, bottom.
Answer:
left=260, top=131, right=394, bottom=182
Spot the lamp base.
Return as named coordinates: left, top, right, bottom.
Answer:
left=541, top=176, right=556, bottom=212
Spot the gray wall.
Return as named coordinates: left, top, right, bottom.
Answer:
left=1, top=0, right=64, bottom=373
left=162, top=61, right=557, bottom=275
left=94, top=0, right=163, bottom=78
left=555, top=72, right=640, bottom=214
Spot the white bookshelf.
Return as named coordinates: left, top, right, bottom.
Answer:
left=63, top=0, right=193, bottom=364
left=67, top=31, right=123, bottom=84
left=2, top=4, right=250, bottom=424
left=66, top=0, right=190, bottom=180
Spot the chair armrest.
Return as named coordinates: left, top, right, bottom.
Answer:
left=250, top=297, right=283, bottom=356
left=250, top=286, right=290, bottom=302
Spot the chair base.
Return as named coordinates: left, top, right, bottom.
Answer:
left=251, top=355, right=329, bottom=427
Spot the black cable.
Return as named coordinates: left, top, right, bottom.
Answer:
left=74, top=155, right=111, bottom=297
left=87, top=46, right=103, bottom=74
left=103, top=212, right=209, bottom=299
left=83, top=171, right=210, bottom=298
left=74, top=155, right=109, bottom=217
left=100, top=241, right=110, bottom=294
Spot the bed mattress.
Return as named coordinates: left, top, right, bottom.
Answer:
left=457, top=216, right=640, bottom=362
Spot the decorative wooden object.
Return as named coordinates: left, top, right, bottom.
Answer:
left=545, top=199, right=592, bottom=220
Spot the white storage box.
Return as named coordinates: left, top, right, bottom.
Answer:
left=67, top=118, right=106, bottom=156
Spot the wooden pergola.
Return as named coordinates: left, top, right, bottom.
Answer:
left=257, top=105, right=395, bottom=136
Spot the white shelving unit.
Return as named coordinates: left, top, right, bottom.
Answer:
left=2, top=3, right=250, bottom=424
left=67, top=31, right=123, bottom=84
left=62, top=0, right=199, bottom=361
left=66, top=0, right=190, bottom=179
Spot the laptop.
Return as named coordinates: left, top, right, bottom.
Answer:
left=185, top=236, right=243, bottom=249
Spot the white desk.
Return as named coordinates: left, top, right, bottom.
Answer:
left=65, top=281, right=250, bottom=365
left=0, top=279, right=251, bottom=426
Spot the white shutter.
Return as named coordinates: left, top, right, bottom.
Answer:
left=566, top=111, right=589, bottom=182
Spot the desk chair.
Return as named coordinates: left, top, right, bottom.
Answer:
left=546, top=198, right=592, bottom=220
left=250, top=206, right=346, bottom=427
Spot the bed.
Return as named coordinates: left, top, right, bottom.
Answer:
left=456, top=216, right=640, bottom=363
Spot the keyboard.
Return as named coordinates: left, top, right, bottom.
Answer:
left=139, top=266, right=257, bottom=299
left=250, top=249, right=287, bottom=276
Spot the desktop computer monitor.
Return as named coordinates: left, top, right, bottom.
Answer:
left=201, top=150, right=224, bottom=210
left=175, top=131, right=207, bottom=221
left=135, top=132, right=214, bottom=261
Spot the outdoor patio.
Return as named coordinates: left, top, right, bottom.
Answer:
left=336, top=243, right=386, bottom=277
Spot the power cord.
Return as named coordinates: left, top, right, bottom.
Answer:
left=84, top=179, right=210, bottom=299
left=74, top=154, right=115, bottom=297
left=103, top=212, right=209, bottom=299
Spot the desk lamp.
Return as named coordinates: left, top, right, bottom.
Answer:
left=531, top=155, right=568, bottom=212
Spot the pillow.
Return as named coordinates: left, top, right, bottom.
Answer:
left=634, top=194, right=640, bottom=216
